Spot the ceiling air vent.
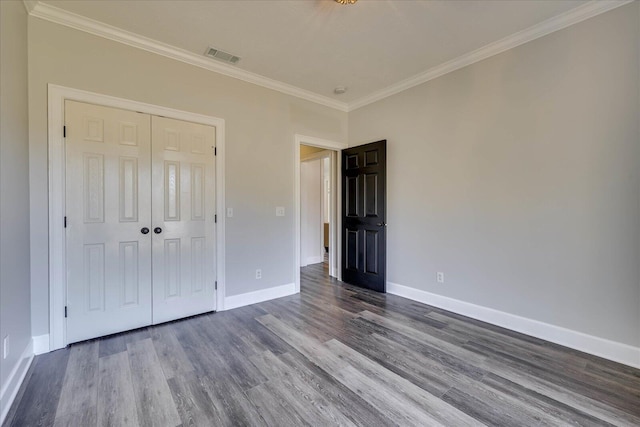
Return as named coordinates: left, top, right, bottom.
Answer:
left=205, top=47, right=241, bottom=65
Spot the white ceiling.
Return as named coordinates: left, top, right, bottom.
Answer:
left=38, top=0, right=606, bottom=108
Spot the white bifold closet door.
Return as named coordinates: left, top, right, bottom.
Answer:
left=65, top=101, right=216, bottom=344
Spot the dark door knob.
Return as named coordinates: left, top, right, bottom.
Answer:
left=154, top=227, right=163, bottom=234
left=141, top=227, right=149, bottom=234
left=376, top=222, right=387, bottom=227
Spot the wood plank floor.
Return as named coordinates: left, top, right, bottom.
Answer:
left=5, top=262, right=640, bottom=426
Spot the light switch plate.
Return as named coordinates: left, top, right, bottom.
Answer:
left=227, top=208, right=234, bottom=218
left=276, top=207, right=285, bottom=217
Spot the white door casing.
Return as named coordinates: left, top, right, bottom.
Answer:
left=295, top=135, right=346, bottom=291
left=48, top=85, right=225, bottom=351
left=151, top=116, right=217, bottom=323
left=65, top=100, right=153, bottom=343
left=65, top=101, right=217, bottom=343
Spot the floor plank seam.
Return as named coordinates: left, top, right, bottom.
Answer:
left=6, top=262, right=640, bottom=426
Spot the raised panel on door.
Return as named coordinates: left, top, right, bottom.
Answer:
left=151, top=116, right=216, bottom=324
left=342, top=140, right=386, bottom=292
left=65, top=100, right=152, bottom=344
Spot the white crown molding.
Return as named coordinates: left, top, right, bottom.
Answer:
left=23, top=0, right=633, bottom=113
left=348, top=0, right=634, bottom=111
left=25, top=1, right=349, bottom=112
left=23, top=0, right=38, bottom=14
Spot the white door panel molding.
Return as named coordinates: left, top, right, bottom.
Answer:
left=48, top=85, right=225, bottom=350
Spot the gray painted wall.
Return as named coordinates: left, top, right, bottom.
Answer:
left=1, top=0, right=32, bottom=393
left=27, top=17, right=347, bottom=337
left=22, top=2, right=640, bottom=349
left=348, top=3, right=640, bottom=347
left=300, top=158, right=323, bottom=266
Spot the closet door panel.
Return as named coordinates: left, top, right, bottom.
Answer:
left=65, top=100, right=152, bottom=344
left=151, top=116, right=216, bottom=324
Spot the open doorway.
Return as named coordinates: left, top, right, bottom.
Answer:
left=300, top=146, right=330, bottom=269
left=294, top=135, right=347, bottom=293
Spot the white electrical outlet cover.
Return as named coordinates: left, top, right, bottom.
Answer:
left=276, top=207, right=285, bottom=216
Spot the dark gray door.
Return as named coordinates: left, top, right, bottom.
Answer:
left=341, top=140, right=386, bottom=292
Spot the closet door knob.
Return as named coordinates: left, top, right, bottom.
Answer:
left=141, top=227, right=150, bottom=235
left=154, top=227, right=163, bottom=234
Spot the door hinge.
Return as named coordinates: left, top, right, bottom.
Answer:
left=215, top=281, right=218, bottom=290
left=64, top=306, right=68, bottom=318
left=214, top=147, right=217, bottom=156
left=63, top=126, right=66, bottom=138
left=64, top=216, right=67, bottom=228
left=215, top=214, right=217, bottom=223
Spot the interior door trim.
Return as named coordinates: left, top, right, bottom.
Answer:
left=47, top=84, right=226, bottom=352
left=294, top=134, right=347, bottom=294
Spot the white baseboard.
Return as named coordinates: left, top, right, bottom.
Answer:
left=224, top=282, right=297, bottom=311
left=0, top=339, right=34, bottom=425
left=306, top=256, right=324, bottom=265
left=387, top=282, right=640, bottom=369
left=32, top=334, right=50, bottom=355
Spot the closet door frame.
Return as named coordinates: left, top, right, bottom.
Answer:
left=47, top=84, right=226, bottom=352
